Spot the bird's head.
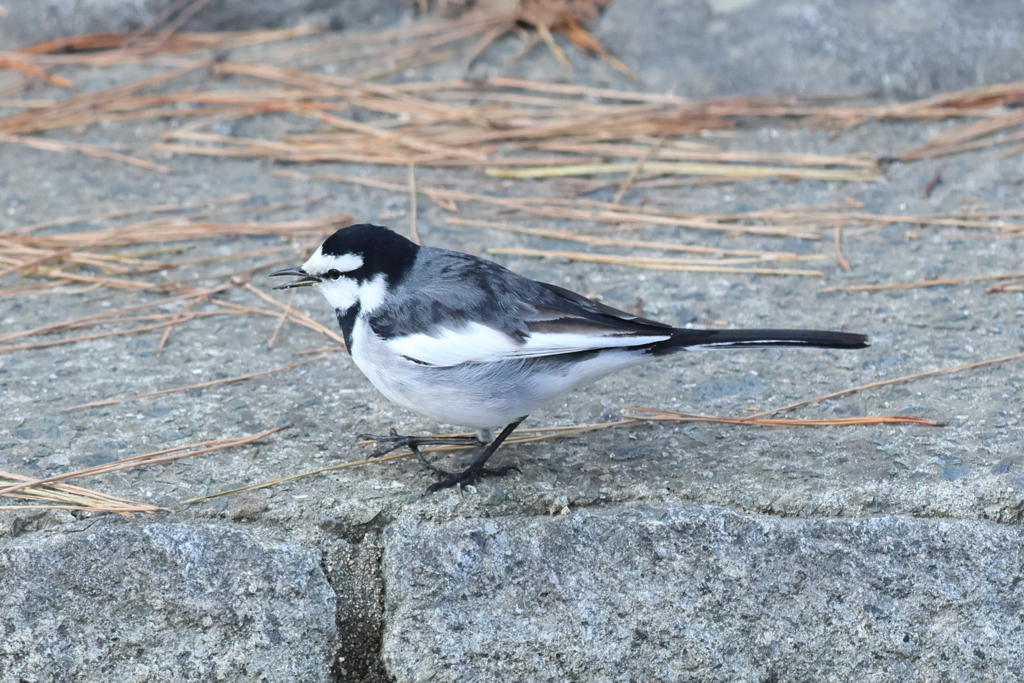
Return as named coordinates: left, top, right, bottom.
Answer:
left=270, top=224, right=418, bottom=312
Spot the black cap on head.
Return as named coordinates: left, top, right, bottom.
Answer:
left=320, top=224, right=419, bottom=284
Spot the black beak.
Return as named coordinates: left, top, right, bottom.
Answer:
left=269, top=267, right=319, bottom=290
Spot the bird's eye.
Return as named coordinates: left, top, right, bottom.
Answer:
left=325, top=269, right=342, bottom=280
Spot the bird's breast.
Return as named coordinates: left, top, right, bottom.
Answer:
left=346, top=317, right=534, bottom=427
left=345, top=316, right=657, bottom=429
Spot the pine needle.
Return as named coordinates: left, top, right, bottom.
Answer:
left=624, top=407, right=942, bottom=427
left=407, top=163, right=420, bottom=244
left=748, top=352, right=1024, bottom=418
left=0, top=132, right=169, bottom=172
left=486, top=161, right=882, bottom=182
left=0, top=425, right=291, bottom=498
left=183, top=407, right=940, bottom=501
left=176, top=344, right=1024, bottom=501
left=0, top=471, right=162, bottom=514
left=822, top=272, right=1024, bottom=293
left=62, top=355, right=325, bottom=413
left=446, top=217, right=825, bottom=260
left=488, top=247, right=824, bottom=276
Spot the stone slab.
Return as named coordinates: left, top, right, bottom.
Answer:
left=383, top=505, right=1024, bottom=682
left=0, top=518, right=338, bottom=683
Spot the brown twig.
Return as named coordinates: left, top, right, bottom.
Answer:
left=488, top=247, right=824, bottom=276
left=822, top=272, right=1024, bottom=293
left=267, top=288, right=295, bottom=348
left=625, top=406, right=942, bottom=427
left=612, top=134, right=666, bottom=205
left=748, top=352, right=1024, bottom=418
left=0, top=285, right=227, bottom=344
left=0, top=424, right=292, bottom=498
left=179, top=448, right=421, bottom=502
left=62, top=355, right=325, bottom=412
left=986, top=281, right=1024, bottom=293
left=0, top=315, right=223, bottom=354
left=125, top=0, right=197, bottom=42
left=276, top=171, right=823, bottom=239
left=295, top=345, right=346, bottom=354
left=408, top=163, right=420, bottom=244
left=486, top=161, right=881, bottom=182
left=445, top=217, right=824, bottom=260
left=13, top=193, right=251, bottom=234
left=922, top=168, right=943, bottom=198
left=156, top=300, right=195, bottom=357
left=184, top=406, right=943, bottom=501
left=833, top=225, right=851, bottom=271
left=241, top=282, right=346, bottom=345
left=152, top=0, right=217, bottom=44
left=208, top=298, right=343, bottom=345
left=0, top=470, right=163, bottom=514
left=0, top=132, right=169, bottom=172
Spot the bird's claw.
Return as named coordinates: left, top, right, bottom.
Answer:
left=357, top=430, right=484, bottom=460
left=356, top=428, right=401, bottom=443
left=426, top=463, right=521, bottom=493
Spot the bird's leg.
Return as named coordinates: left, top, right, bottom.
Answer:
left=406, top=442, right=451, bottom=477
left=426, top=416, right=527, bottom=493
left=357, top=428, right=485, bottom=460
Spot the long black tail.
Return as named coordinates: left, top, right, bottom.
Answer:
left=651, top=328, right=868, bottom=356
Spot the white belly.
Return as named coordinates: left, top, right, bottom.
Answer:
left=348, top=316, right=650, bottom=429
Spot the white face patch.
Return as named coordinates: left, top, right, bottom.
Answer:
left=303, top=247, right=367, bottom=312
left=302, top=248, right=363, bottom=278
left=358, top=274, right=388, bottom=314
left=316, top=276, right=359, bottom=312
left=313, top=266, right=388, bottom=314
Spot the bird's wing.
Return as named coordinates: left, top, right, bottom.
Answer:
left=383, top=280, right=672, bottom=367
left=533, top=282, right=673, bottom=330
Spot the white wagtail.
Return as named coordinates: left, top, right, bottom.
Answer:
left=271, top=224, right=868, bottom=491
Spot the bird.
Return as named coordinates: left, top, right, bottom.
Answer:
left=271, top=224, right=868, bottom=492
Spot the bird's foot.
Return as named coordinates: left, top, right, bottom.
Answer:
left=360, top=417, right=527, bottom=493
left=425, top=462, right=521, bottom=493
left=357, top=428, right=483, bottom=459
left=357, top=429, right=485, bottom=476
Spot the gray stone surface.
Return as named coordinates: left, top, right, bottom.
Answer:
left=383, top=506, right=1024, bottom=682
left=0, top=518, right=338, bottom=683
left=2, top=1, right=1024, bottom=681
left=596, top=0, right=1024, bottom=97
left=0, top=0, right=159, bottom=48
left=0, top=0, right=403, bottom=50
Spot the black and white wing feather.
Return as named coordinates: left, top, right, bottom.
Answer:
left=369, top=249, right=673, bottom=367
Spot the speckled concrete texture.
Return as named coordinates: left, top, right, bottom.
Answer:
left=383, top=506, right=1024, bottom=682
left=0, top=0, right=402, bottom=49
left=0, top=517, right=338, bottom=683
left=597, top=0, right=1024, bottom=97
left=2, top=1, right=1024, bottom=681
